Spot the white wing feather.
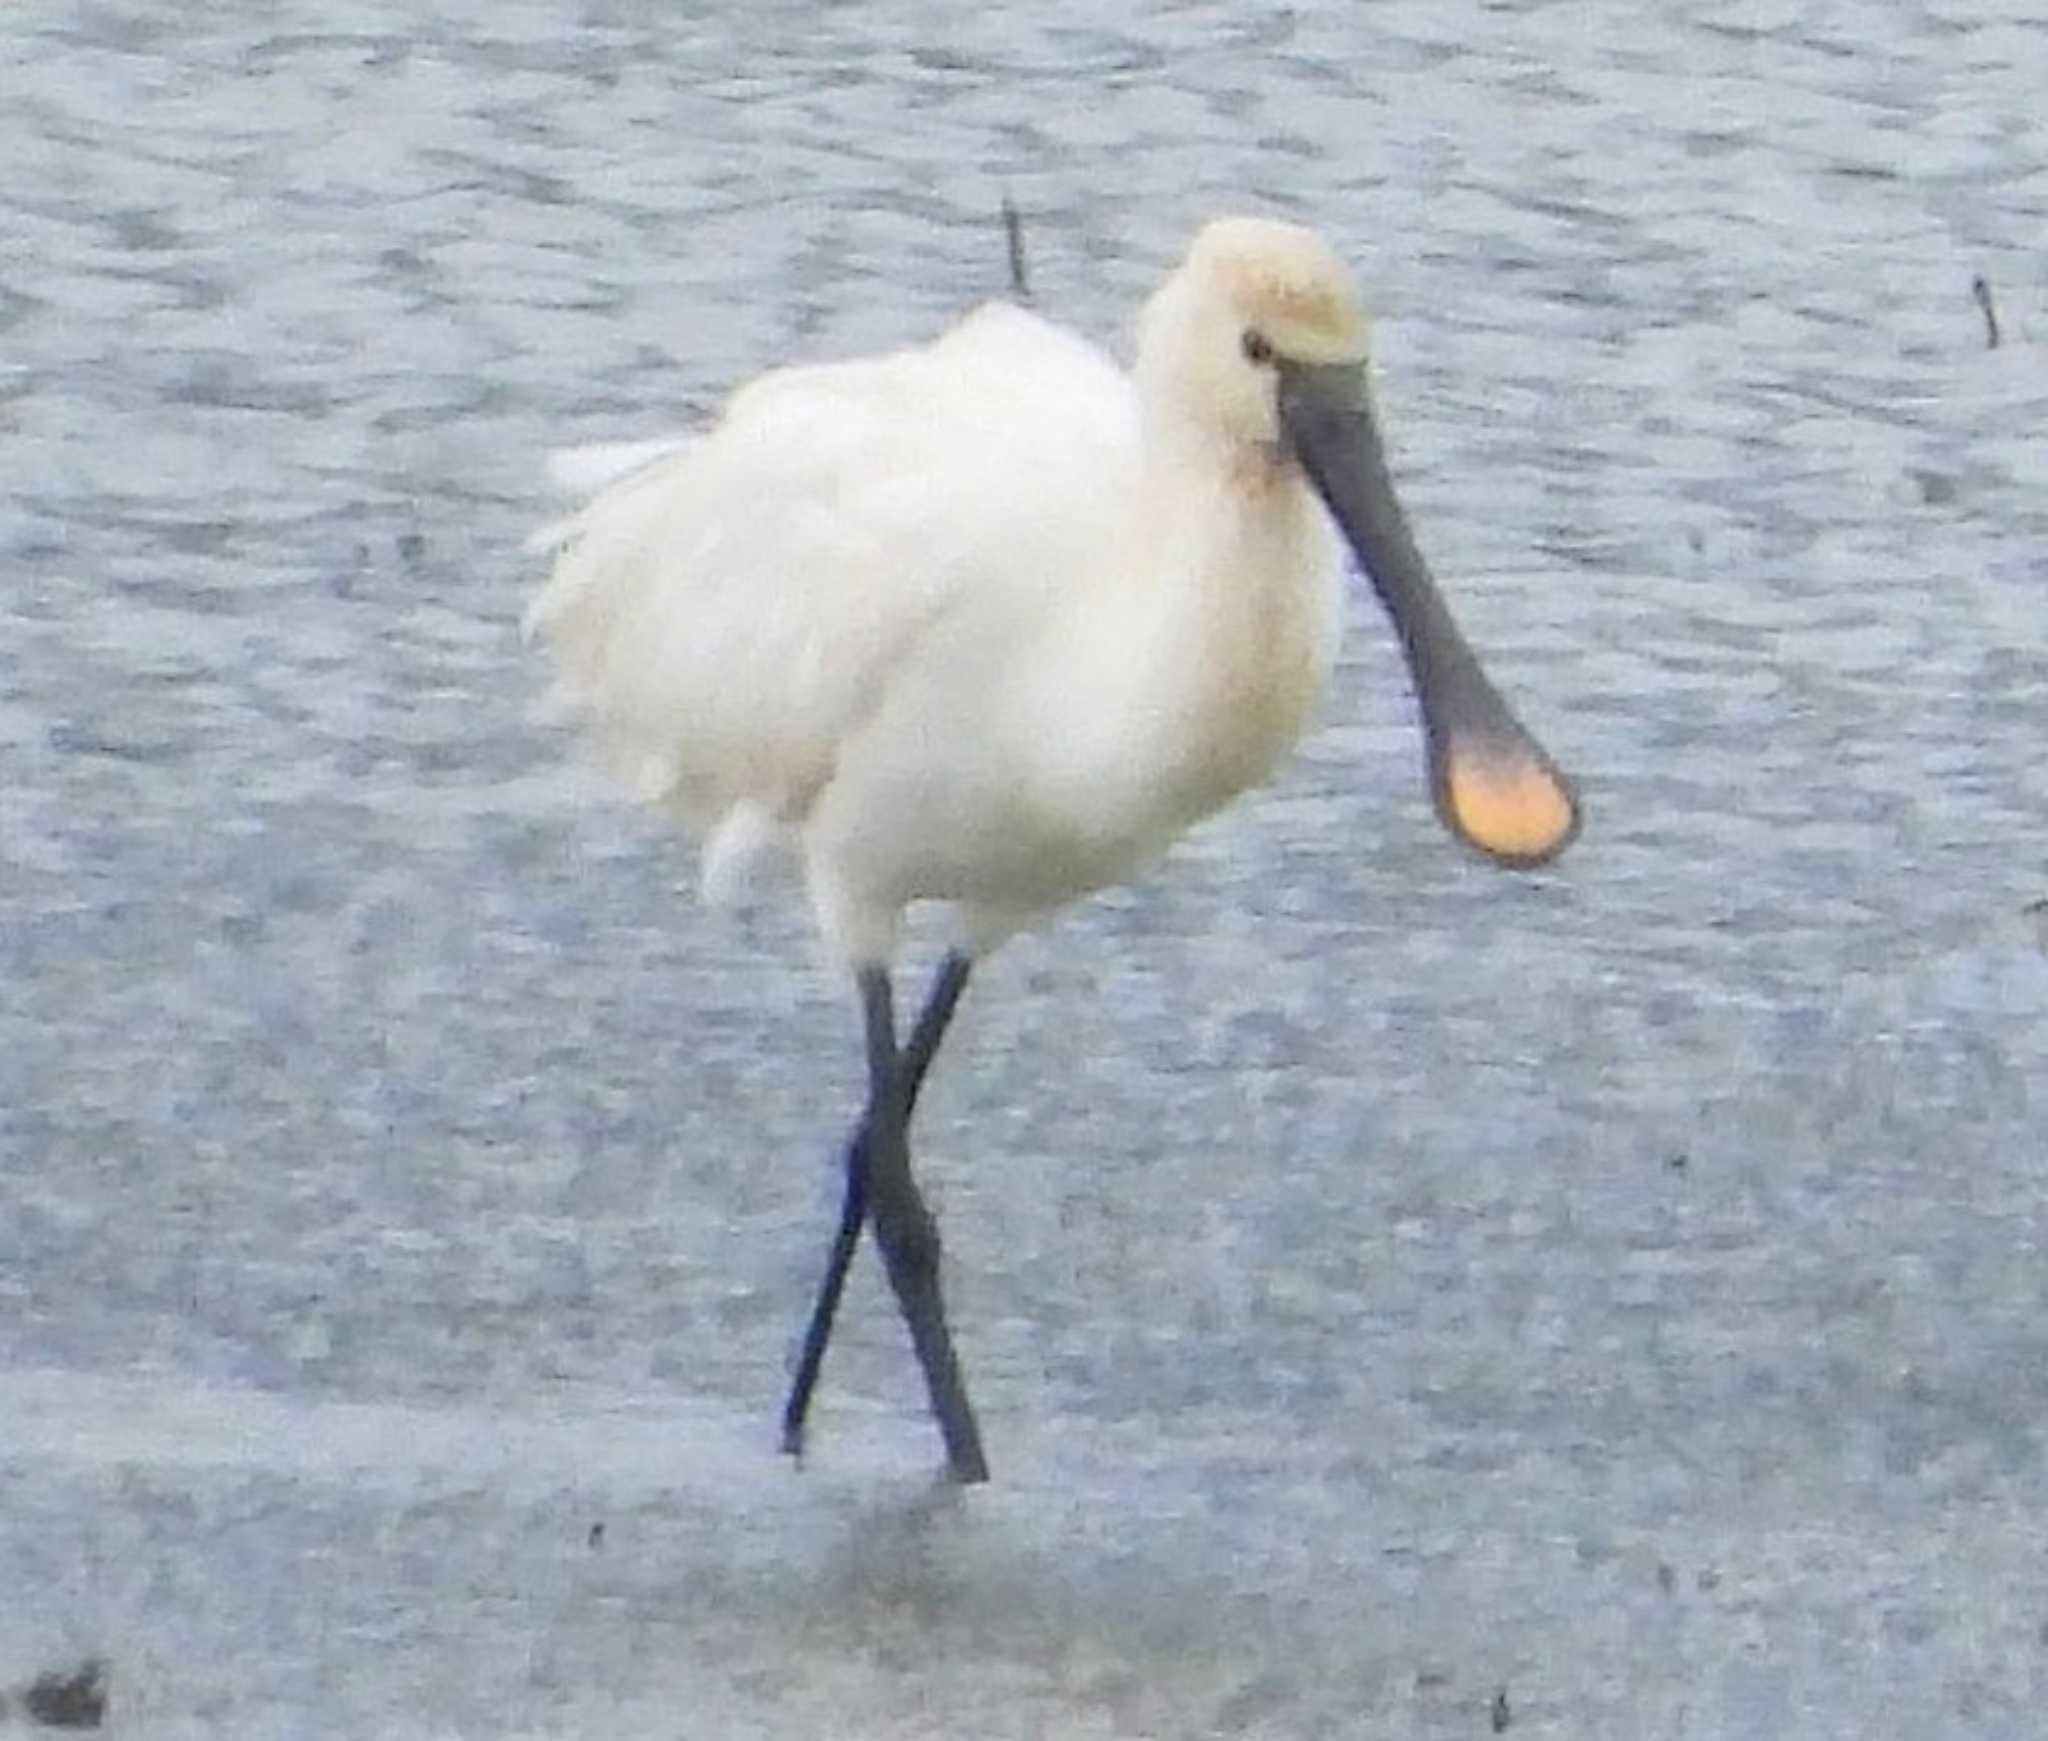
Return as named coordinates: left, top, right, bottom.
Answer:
left=525, top=303, right=1138, bottom=831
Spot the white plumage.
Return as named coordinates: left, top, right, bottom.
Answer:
left=525, top=215, right=1577, bottom=1481
left=527, top=231, right=1365, bottom=965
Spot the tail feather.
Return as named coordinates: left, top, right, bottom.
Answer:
left=545, top=437, right=693, bottom=496
left=522, top=434, right=697, bottom=627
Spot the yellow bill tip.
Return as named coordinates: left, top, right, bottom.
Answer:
left=1442, top=746, right=1579, bottom=868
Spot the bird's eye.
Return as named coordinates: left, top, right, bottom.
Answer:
left=1240, top=329, right=1275, bottom=366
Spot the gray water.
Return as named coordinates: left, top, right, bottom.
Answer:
left=5, top=0, right=2048, bottom=1734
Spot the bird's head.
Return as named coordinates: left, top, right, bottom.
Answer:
left=1136, top=216, right=1370, bottom=455
left=1138, top=215, right=1580, bottom=870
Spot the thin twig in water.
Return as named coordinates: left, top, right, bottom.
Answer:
left=1001, top=194, right=1031, bottom=303
left=1972, top=274, right=2001, bottom=350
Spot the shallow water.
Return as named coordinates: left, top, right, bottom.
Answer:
left=5, top=0, right=2048, bottom=1734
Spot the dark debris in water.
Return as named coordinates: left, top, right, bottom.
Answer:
left=1908, top=468, right=1959, bottom=507
left=2024, top=899, right=2048, bottom=956
left=17, top=1659, right=108, bottom=1729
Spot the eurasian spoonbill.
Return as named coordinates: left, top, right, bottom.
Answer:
left=525, top=215, right=1579, bottom=1484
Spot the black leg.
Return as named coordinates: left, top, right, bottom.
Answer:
left=856, top=964, right=989, bottom=1481
left=781, top=953, right=984, bottom=1480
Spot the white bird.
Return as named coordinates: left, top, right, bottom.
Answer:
left=526, top=215, right=1579, bottom=1483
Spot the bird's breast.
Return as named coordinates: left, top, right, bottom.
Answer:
left=1141, top=494, right=1343, bottom=826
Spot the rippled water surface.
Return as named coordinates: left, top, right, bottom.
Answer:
left=5, top=0, right=2048, bottom=1734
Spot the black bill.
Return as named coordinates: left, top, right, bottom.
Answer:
left=1279, top=359, right=1580, bottom=869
